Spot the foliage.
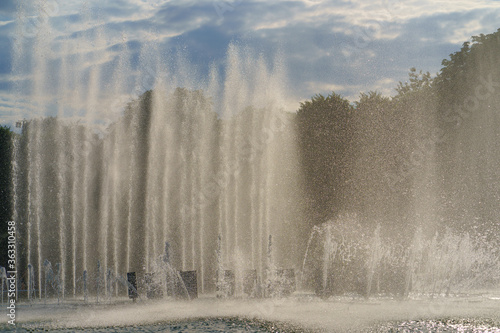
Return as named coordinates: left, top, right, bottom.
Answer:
left=296, top=92, right=354, bottom=224
left=295, top=28, right=500, bottom=234
left=394, top=67, right=433, bottom=98
left=2, top=28, right=500, bottom=277
left=433, top=28, right=500, bottom=230
left=0, top=125, right=13, bottom=267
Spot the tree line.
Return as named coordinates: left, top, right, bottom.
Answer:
left=1, top=28, right=499, bottom=267
left=297, top=28, right=500, bottom=239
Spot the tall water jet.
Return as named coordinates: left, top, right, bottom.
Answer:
left=301, top=216, right=500, bottom=298
left=0, top=267, right=6, bottom=305
left=12, top=2, right=302, bottom=297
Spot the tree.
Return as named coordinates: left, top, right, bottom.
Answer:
left=296, top=92, right=354, bottom=224
left=433, top=28, right=500, bottom=233
left=394, top=67, right=433, bottom=98
left=0, top=126, right=13, bottom=267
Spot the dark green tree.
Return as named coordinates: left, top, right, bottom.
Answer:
left=0, top=125, right=13, bottom=267
left=433, top=28, right=500, bottom=233
left=394, top=67, right=433, bottom=97
left=296, top=92, right=354, bottom=225
left=349, top=92, right=403, bottom=223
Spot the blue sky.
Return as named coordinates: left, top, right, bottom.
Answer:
left=0, top=0, right=500, bottom=127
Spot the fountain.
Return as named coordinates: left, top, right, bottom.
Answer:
left=5, top=1, right=500, bottom=332
left=105, top=268, right=113, bottom=299
left=42, top=259, right=52, bottom=302
left=301, top=217, right=500, bottom=298
left=82, top=270, right=88, bottom=303
left=10, top=0, right=305, bottom=298
left=0, top=267, right=6, bottom=305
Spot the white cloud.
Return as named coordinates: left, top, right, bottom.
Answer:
left=0, top=93, right=37, bottom=127
left=281, top=0, right=500, bottom=36
left=368, top=77, right=397, bottom=96
left=2, top=0, right=500, bottom=125
left=298, top=81, right=363, bottom=102
left=441, top=19, right=487, bottom=44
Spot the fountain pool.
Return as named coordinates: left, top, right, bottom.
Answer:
left=3, top=296, right=500, bottom=332
left=4, top=1, right=500, bottom=332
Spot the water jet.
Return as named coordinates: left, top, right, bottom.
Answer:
left=5, top=1, right=500, bottom=332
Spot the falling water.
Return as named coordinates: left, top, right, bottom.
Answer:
left=12, top=4, right=301, bottom=297
left=301, top=217, right=500, bottom=297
